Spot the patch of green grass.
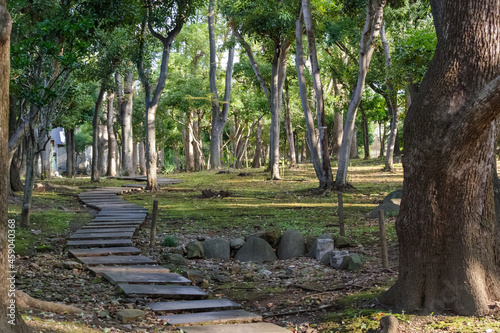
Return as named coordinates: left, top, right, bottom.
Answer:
left=162, top=235, right=179, bottom=247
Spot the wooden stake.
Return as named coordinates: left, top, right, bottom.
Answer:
left=338, top=192, right=345, bottom=236
left=150, top=199, right=159, bottom=249
left=378, top=209, right=389, bottom=269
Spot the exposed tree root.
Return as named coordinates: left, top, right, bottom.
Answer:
left=16, top=291, right=83, bottom=315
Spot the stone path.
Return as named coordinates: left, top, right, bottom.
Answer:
left=69, top=183, right=290, bottom=332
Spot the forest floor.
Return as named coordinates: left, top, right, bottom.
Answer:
left=8, top=158, right=500, bottom=332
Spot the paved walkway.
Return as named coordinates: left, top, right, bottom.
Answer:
left=69, top=183, right=290, bottom=332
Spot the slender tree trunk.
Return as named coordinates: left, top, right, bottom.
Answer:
left=252, top=117, right=263, bottom=168
left=296, top=9, right=328, bottom=188
left=382, top=0, right=500, bottom=316
left=350, top=126, right=359, bottom=159
left=0, top=4, right=31, bottom=329
left=269, top=41, right=291, bottom=180
left=139, top=142, right=146, bottom=175
left=332, top=111, right=343, bottom=158
left=379, top=122, right=386, bottom=158
left=359, top=104, right=370, bottom=159
left=184, top=111, right=195, bottom=172
left=283, top=83, right=297, bottom=168
left=107, top=92, right=117, bottom=176
left=119, top=71, right=135, bottom=176
left=133, top=141, right=138, bottom=174
left=381, top=26, right=398, bottom=172
left=303, top=0, right=333, bottom=188
left=209, top=0, right=234, bottom=169
left=335, top=0, right=386, bottom=190
left=65, top=128, right=74, bottom=177
left=21, top=129, right=35, bottom=229
left=91, top=85, right=105, bottom=182
left=97, top=119, right=107, bottom=176
left=40, top=134, right=51, bottom=180
left=10, top=151, right=23, bottom=191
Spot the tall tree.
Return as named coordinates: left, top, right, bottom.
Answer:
left=382, top=0, right=500, bottom=316
left=137, top=0, right=202, bottom=191
left=208, top=0, right=235, bottom=169
left=335, top=0, right=386, bottom=189
left=0, top=1, right=31, bottom=331
left=107, top=91, right=117, bottom=176
left=223, top=0, right=299, bottom=180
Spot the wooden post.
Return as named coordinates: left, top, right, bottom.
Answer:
left=378, top=209, right=389, bottom=269
left=150, top=199, right=159, bottom=249
left=338, top=192, right=345, bottom=236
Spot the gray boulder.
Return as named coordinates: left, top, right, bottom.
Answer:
left=370, top=189, right=403, bottom=218
left=334, top=235, right=352, bottom=248
left=203, top=238, right=230, bottom=260
left=329, top=250, right=350, bottom=269
left=309, top=238, right=334, bottom=265
left=116, top=309, right=145, bottom=323
left=235, top=237, right=277, bottom=263
left=186, top=240, right=204, bottom=259
left=277, top=229, right=305, bottom=260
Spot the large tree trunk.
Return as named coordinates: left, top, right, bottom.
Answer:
left=350, top=126, right=359, bottom=159
left=0, top=4, right=31, bottom=329
left=381, top=26, right=398, bottom=171
left=269, top=41, right=291, bottom=180
left=283, top=83, right=296, bottom=168
left=209, top=0, right=234, bottom=169
left=10, top=151, right=23, bottom=192
left=119, top=71, right=135, bottom=176
left=335, top=0, right=386, bottom=190
left=91, top=85, right=105, bottom=182
left=381, top=0, right=500, bottom=316
left=107, top=92, right=117, bottom=176
left=303, top=0, right=333, bottom=187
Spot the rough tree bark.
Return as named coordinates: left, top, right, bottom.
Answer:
left=107, top=92, right=117, bottom=176
left=209, top=0, right=235, bottom=169
left=97, top=119, right=107, bottom=176
left=335, top=0, right=386, bottom=190
left=381, top=0, right=500, bottom=316
left=0, top=3, right=31, bottom=330
left=381, top=26, right=398, bottom=171
left=91, top=85, right=105, bottom=182
left=331, top=111, right=343, bottom=158
left=360, top=104, right=370, bottom=159
left=139, top=142, right=146, bottom=175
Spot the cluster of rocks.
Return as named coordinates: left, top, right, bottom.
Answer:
left=160, top=229, right=363, bottom=271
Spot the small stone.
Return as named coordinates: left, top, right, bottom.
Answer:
left=62, top=261, right=82, bottom=270
left=340, top=253, right=363, bottom=271
left=230, top=265, right=241, bottom=274
left=243, top=273, right=254, bottom=282
left=329, top=250, right=350, bottom=269
left=98, top=310, right=109, bottom=318
left=230, top=238, right=245, bottom=250
left=182, top=269, right=204, bottom=284
left=125, top=303, right=134, bottom=309
left=31, top=229, right=42, bottom=235
left=334, top=235, right=352, bottom=248
left=116, top=309, right=145, bottom=323
left=161, top=253, right=187, bottom=267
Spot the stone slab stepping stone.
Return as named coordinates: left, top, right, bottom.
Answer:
left=69, top=232, right=134, bottom=240
left=76, top=255, right=156, bottom=266
left=118, top=284, right=207, bottom=299
left=67, top=239, right=134, bottom=248
left=148, top=299, right=241, bottom=313
left=103, top=271, right=190, bottom=285
left=92, top=218, right=145, bottom=222
left=179, top=323, right=290, bottom=333
left=89, top=265, right=169, bottom=276
left=68, top=247, right=141, bottom=257
left=158, top=310, right=261, bottom=325
left=74, top=228, right=137, bottom=234
left=81, top=224, right=141, bottom=229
